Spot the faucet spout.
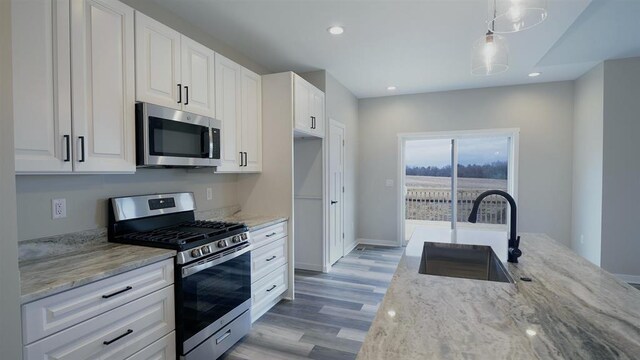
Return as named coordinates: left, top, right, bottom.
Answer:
left=468, top=190, right=522, bottom=263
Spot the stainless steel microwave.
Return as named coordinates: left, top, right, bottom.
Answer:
left=135, top=102, right=221, bottom=168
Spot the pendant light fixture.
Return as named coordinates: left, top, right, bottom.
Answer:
left=471, top=14, right=509, bottom=75
left=488, top=0, right=548, bottom=33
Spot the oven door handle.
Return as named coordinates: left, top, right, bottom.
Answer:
left=181, top=244, right=251, bottom=278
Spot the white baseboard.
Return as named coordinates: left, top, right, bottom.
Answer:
left=357, top=238, right=400, bottom=247
left=615, top=273, right=640, bottom=284
left=344, top=241, right=358, bottom=254
left=294, top=262, right=323, bottom=272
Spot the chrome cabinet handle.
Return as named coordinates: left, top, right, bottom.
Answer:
left=266, top=256, right=277, bottom=262
left=63, top=135, right=70, bottom=162
left=266, top=285, right=277, bottom=292
left=102, top=286, right=132, bottom=299
left=103, top=329, right=133, bottom=345
left=265, top=232, right=277, bottom=238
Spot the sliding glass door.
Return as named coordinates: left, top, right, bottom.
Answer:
left=402, top=130, right=517, bottom=245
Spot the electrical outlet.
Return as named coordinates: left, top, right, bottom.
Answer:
left=206, top=187, right=213, bottom=201
left=580, top=234, right=584, bottom=245
left=52, top=198, right=66, bottom=219
left=385, top=179, right=394, bottom=187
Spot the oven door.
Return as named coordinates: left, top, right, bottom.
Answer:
left=176, top=245, right=251, bottom=355
left=138, top=102, right=214, bottom=167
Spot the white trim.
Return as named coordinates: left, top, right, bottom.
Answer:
left=615, top=273, right=640, bottom=284
left=294, top=263, right=324, bottom=272
left=397, top=128, right=520, bottom=249
left=357, top=238, right=400, bottom=247
left=344, top=240, right=359, bottom=255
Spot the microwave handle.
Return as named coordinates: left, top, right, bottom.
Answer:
left=208, top=127, right=213, bottom=159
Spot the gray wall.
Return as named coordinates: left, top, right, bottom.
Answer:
left=357, top=82, right=575, bottom=246
left=17, top=170, right=238, bottom=241
left=601, top=58, right=640, bottom=276
left=571, top=64, right=604, bottom=266
left=0, top=0, right=24, bottom=356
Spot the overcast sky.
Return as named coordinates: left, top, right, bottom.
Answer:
left=405, top=137, right=509, bottom=167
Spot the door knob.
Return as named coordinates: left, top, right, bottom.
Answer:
left=331, top=200, right=338, bottom=205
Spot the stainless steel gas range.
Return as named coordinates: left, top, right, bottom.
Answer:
left=108, top=192, right=251, bottom=360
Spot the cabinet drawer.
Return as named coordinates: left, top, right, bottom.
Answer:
left=125, top=331, right=175, bottom=360
left=251, top=264, right=287, bottom=314
left=24, top=285, right=175, bottom=360
left=251, top=237, right=287, bottom=283
left=23, top=258, right=173, bottom=345
left=252, top=221, right=287, bottom=248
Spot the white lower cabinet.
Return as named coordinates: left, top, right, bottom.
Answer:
left=250, top=221, right=289, bottom=322
left=22, top=259, right=176, bottom=360
left=125, top=331, right=176, bottom=360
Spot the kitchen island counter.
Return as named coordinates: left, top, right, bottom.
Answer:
left=357, top=233, right=640, bottom=359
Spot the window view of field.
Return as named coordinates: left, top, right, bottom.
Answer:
left=405, top=137, right=509, bottom=225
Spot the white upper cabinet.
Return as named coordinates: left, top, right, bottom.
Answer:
left=215, top=54, right=262, bottom=173
left=241, top=68, right=262, bottom=172
left=12, top=0, right=72, bottom=173
left=134, top=12, right=181, bottom=110
left=181, top=37, right=216, bottom=117
left=215, top=54, right=242, bottom=172
left=12, top=0, right=135, bottom=174
left=135, top=13, right=215, bottom=118
left=294, top=75, right=325, bottom=138
left=71, top=0, right=136, bottom=173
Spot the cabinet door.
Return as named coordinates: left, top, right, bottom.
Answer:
left=241, top=68, right=262, bottom=172
left=71, top=0, right=136, bottom=173
left=181, top=36, right=216, bottom=117
left=135, top=12, right=181, bottom=110
left=294, top=76, right=312, bottom=133
left=215, top=54, right=242, bottom=173
left=12, top=0, right=72, bottom=173
left=311, top=89, right=325, bottom=137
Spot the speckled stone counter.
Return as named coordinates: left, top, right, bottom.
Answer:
left=20, top=243, right=175, bottom=304
left=357, top=233, right=640, bottom=359
left=216, top=212, right=288, bottom=232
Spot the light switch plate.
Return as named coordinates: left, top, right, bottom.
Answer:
left=52, top=198, right=66, bottom=219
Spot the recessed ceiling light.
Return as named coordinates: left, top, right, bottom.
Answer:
left=387, top=86, right=397, bottom=91
left=528, top=72, right=541, bottom=77
left=327, top=26, right=344, bottom=35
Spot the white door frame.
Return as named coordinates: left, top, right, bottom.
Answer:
left=325, top=119, right=346, bottom=270
left=397, top=128, right=520, bottom=247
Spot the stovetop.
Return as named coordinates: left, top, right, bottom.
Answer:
left=112, top=220, right=247, bottom=250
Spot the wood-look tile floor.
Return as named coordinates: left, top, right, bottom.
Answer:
left=221, top=245, right=404, bottom=360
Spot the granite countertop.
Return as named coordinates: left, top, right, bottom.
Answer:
left=19, top=243, right=175, bottom=304
left=357, top=233, right=640, bottom=359
left=216, top=212, right=288, bottom=232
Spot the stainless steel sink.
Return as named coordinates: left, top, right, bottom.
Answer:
left=418, top=242, right=514, bottom=283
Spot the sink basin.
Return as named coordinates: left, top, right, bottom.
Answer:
left=418, top=242, right=514, bottom=283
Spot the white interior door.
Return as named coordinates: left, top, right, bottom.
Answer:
left=329, top=121, right=345, bottom=265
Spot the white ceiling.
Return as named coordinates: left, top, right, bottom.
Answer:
left=151, top=0, right=640, bottom=98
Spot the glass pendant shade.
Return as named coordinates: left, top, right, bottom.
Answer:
left=471, top=31, right=509, bottom=76
left=488, top=0, right=548, bottom=33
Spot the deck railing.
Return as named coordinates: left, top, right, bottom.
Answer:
left=405, top=188, right=508, bottom=224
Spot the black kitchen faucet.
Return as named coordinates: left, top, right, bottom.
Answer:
left=468, top=190, right=522, bottom=263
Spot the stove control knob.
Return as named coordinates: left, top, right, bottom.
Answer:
left=191, top=248, right=202, bottom=258
left=232, top=235, right=241, bottom=243
left=201, top=246, right=211, bottom=255
left=217, top=240, right=227, bottom=248
left=240, top=233, right=248, bottom=240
